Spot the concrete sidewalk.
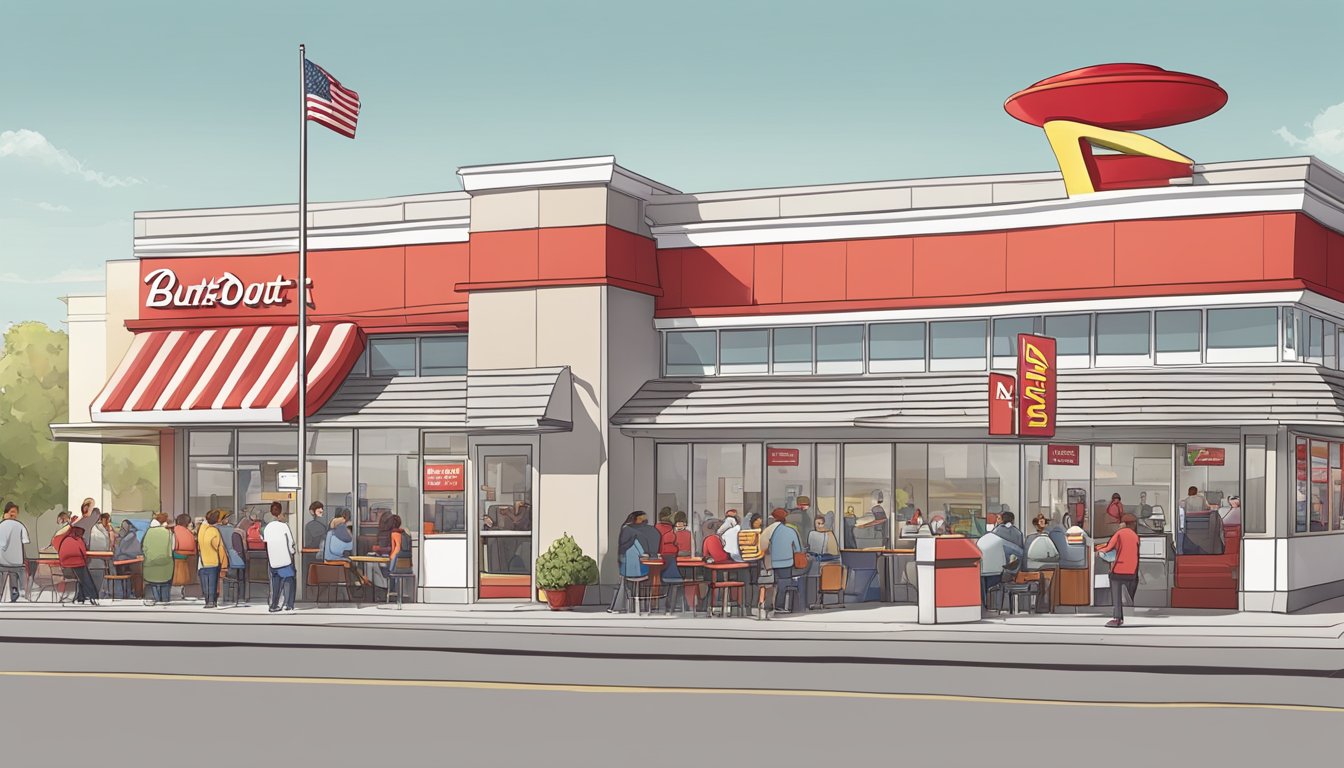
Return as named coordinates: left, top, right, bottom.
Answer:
left=3, top=596, right=1343, bottom=648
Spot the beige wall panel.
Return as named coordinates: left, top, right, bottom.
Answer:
left=469, top=189, right=540, bottom=232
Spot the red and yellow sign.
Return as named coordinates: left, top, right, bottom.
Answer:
left=424, top=462, right=465, bottom=492
left=1017, top=334, right=1057, bottom=438
left=988, top=372, right=1016, bottom=436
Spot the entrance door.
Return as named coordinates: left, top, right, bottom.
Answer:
left=476, top=447, right=533, bottom=599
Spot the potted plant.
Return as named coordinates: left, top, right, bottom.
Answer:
left=536, top=534, right=598, bottom=610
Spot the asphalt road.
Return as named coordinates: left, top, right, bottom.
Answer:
left=1, top=625, right=1341, bottom=766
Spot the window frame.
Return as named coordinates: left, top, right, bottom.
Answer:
left=928, top=319, right=988, bottom=372
left=664, top=330, right=718, bottom=377
left=1095, top=311, right=1153, bottom=367
left=867, top=321, right=927, bottom=374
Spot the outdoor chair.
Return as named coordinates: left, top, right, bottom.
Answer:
left=29, top=561, right=72, bottom=603
left=708, top=576, right=745, bottom=618
left=308, top=563, right=355, bottom=608
left=384, top=554, right=414, bottom=610
left=622, top=575, right=652, bottom=615
left=812, top=562, right=847, bottom=609
left=991, top=566, right=1041, bottom=614
left=101, top=572, right=133, bottom=602
left=221, top=567, right=247, bottom=606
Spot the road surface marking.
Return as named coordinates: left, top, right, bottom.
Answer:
left=1, top=670, right=1339, bottom=713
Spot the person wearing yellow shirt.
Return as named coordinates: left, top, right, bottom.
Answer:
left=196, top=509, right=230, bottom=609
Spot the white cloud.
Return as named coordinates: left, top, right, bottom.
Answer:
left=0, top=128, right=144, bottom=188
left=0, top=267, right=104, bottom=285
left=1276, top=102, right=1344, bottom=159
left=36, top=202, right=71, bottom=213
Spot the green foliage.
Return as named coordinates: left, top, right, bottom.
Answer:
left=0, top=322, right=68, bottom=519
left=103, top=444, right=159, bottom=513
left=535, top=534, right=599, bottom=590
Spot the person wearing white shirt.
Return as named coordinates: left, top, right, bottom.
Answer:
left=261, top=502, right=296, bottom=612
left=0, top=502, right=31, bottom=601
left=719, top=512, right=742, bottom=562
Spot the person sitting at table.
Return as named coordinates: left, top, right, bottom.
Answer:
left=1025, top=514, right=1059, bottom=571
left=373, top=514, right=396, bottom=557
left=718, top=512, right=742, bottom=562
left=382, top=515, right=412, bottom=576
left=806, top=515, right=840, bottom=561
left=702, top=521, right=734, bottom=564
left=58, top=525, right=98, bottom=606
left=671, top=512, right=693, bottom=556
left=608, top=511, right=656, bottom=613
left=977, top=514, right=1025, bottom=609
left=83, top=508, right=113, bottom=598
left=324, top=514, right=371, bottom=595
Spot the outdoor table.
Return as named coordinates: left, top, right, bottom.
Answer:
left=113, top=556, right=145, bottom=598
left=674, top=556, right=706, bottom=614
left=348, top=555, right=390, bottom=588
left=703, top=562, right=749, bottom=617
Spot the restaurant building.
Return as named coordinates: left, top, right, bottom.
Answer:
left=53, top=149, right=1344, bottom=612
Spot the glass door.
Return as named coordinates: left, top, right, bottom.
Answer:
left=477, top=446, right=533, bottom=599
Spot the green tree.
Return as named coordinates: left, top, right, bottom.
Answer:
left=0, top=322, right=68, bottom=521
left=103, top=444, right=159, bottom=513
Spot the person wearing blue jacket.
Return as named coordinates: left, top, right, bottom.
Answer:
left=609, top=511, right=658, bottom=613
left=766, top=508, right=803, bottom=613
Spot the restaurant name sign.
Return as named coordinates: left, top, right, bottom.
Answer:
left=1016, top=334, right=1057, bottom=438
left=144, top=267, right=314, bottom=310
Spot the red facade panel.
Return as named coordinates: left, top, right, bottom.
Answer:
left=1294, top=213, right=1330, bottom=288
left=538, top=226, right=606, bottom=280
left=682, top=245, right=755, bottom=307
left=470, top=228, right=539, bottom=284
left=405, top=243, right=470, bottom=316
left=1114, top=215, right=1264, bottom=285
left=912, top=232, right=1007, bottom=297
left=781, top=241, right=846, bottom=303
left=753, top=244, right=783, bottom=305
left=845, top=238, right=914, bottom=301
left=1005, top=223, right=1115, bottom=292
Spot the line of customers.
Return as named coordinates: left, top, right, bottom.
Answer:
left=609, top=507, right=840, bottom=616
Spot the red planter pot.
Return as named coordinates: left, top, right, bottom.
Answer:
left=544, top=589, right=570, bottom=610
left=565, top=583, right=586, bottom=606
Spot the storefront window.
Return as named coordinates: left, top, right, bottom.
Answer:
left=772, top=328, right=813, bottom=374
left=370, top=337, right=416, bottom=377
left=928, top=444, right=986, bottom=536
left=816, top=444, right=839, bottom=534
left=656, top=443, right=690, bottom=540
left=357, top=429, right=419, bottom=556
left=843, top=444, right=892, bottom=548
left=1307, top=315, right=1326, bottom=365
left=1243, top=436, right=1267, bottom=535
left=1093, top=444, right=1172, bottom=539
left=188, top=457, right=234, bottom=518
left=692, top=444, right=763, bottom=546
left=422, top=433, right=467, bottom=455
left=1308, top=440, right=1329, bottom=532
left=766, top=444, right=817, bottom=536
left=189, top=431, right=233, bottom=456
left=719, top=330, right=769, bottom=375
left=1096, top=312, right=1151, bottom=365
left=665, top=331, right=716, bottom=376
left=1295, top=437, right=1309, bottom=533
left=815, top=325, right=864, bottom=374
left=422, top=433, right=465, bottom=536
left=929, top=320, right=986, bottom=372
left=1283, top=308, right=1297, bottom=362
left=1178, top=443, right=1240, bottom=553
left=1045, top=314, right=1090, bottom=368
left=868, top=322, right=925, bottom=373
left=1327, top=321, right=1338, bottom=369
left=238, top=429, right=298, bottom=457
left=895, top=443, right=928, bottom=529
left=1027, top=444, right=1090, bottom=531
left=419, top=336, right=467, bottom=376
left=1332, top=443, right=1342, bottom=532
left=986, top=444, right=1020, bottom=524
left=1207, top=307, right=1278, bottom=363
left=1155, top=310, right=1201, bottom=364
left=992, top=317, right=1037, bottom=369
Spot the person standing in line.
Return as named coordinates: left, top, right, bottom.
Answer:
left=58, top=526, right=98, bottom=606
left=141, top=514, right=174, bottom=605
left=215, top=510, right=245, bottom=604
left=113, top=519, right=143, bottom=599
left=196, top=509, right=229, bottom=609
left=1097, top=513, right=1140, bottom=628
left=86, top=509, right=113, bottom=599
left=262, top=504, right=296, bottom=612
left=0, top=502, right=31, bottom=602
left=765, top=508, right=803, bottom=613
left=172, top=513, right=198, bottom=600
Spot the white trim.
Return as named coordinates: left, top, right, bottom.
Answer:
left=653, top=291, right=1305, bottom=329
left=868, top=358, right=925, bottom=374
left=1155, top=351, right=1202, bottom=366
left=134, top=217, right=469, bottom=258
left=653, top=182, right=1316, bottom=248
left=934, top=605, right=982, bottom=623
left=456, top=155, right=680, bottom=197
left=1095, top=354, right=1153, bottom=367
left=1206, top=346, right=1277, bottom=364
left=92, top=407, right=283, bottom=425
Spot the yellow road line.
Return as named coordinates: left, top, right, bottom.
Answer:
left=2, top=670, right=1340, bottom=713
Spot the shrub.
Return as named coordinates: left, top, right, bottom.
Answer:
left=536, top=534, right=598, bottom=591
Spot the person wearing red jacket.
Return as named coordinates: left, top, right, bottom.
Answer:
left=1096, top=513, right=1140, bottom=627
left=58, top=525, right=99, bottom=606
left=655, top=510, right=678, bottom=556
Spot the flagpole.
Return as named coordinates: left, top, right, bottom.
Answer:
left=296, top=43, right=309, bottom=599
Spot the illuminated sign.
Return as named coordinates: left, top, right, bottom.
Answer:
left=1016, top=334, right=1057, bottom=438
left=424, top=463, right=465, bottom=492
left=1047, top=445, right=1080, bottom=466
left=143, top=267, right=314, bottom=309
left=988, top=372, right=1016, bottom=436
left=767, top=448, right=799, bottom=467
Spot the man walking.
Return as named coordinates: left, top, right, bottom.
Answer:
left=1097, top=513, right=1140, bottom=627
left=0, top=502, right=30, bottom=601
left=262, top=502, right=296, bottom=612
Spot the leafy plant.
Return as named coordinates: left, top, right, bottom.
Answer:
left=536, top=534, right=598, bottom=590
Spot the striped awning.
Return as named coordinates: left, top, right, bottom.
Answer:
left=90, top=323, right=365, bottom=424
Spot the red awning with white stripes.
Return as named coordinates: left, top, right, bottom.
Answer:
left=91, top=323, right=365, bottom=424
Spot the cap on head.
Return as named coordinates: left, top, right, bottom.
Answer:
left=797, top=495, right=810, bottom=507
left=771, top=508, right=788, bottom=522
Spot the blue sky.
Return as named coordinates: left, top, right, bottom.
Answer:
left=3, top=0, right=1343, bottom=329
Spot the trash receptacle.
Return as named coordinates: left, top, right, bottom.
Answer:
left=915, top=537, right=982, bottom=624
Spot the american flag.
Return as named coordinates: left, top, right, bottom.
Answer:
left=304, top=59, right=360, bottom=138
